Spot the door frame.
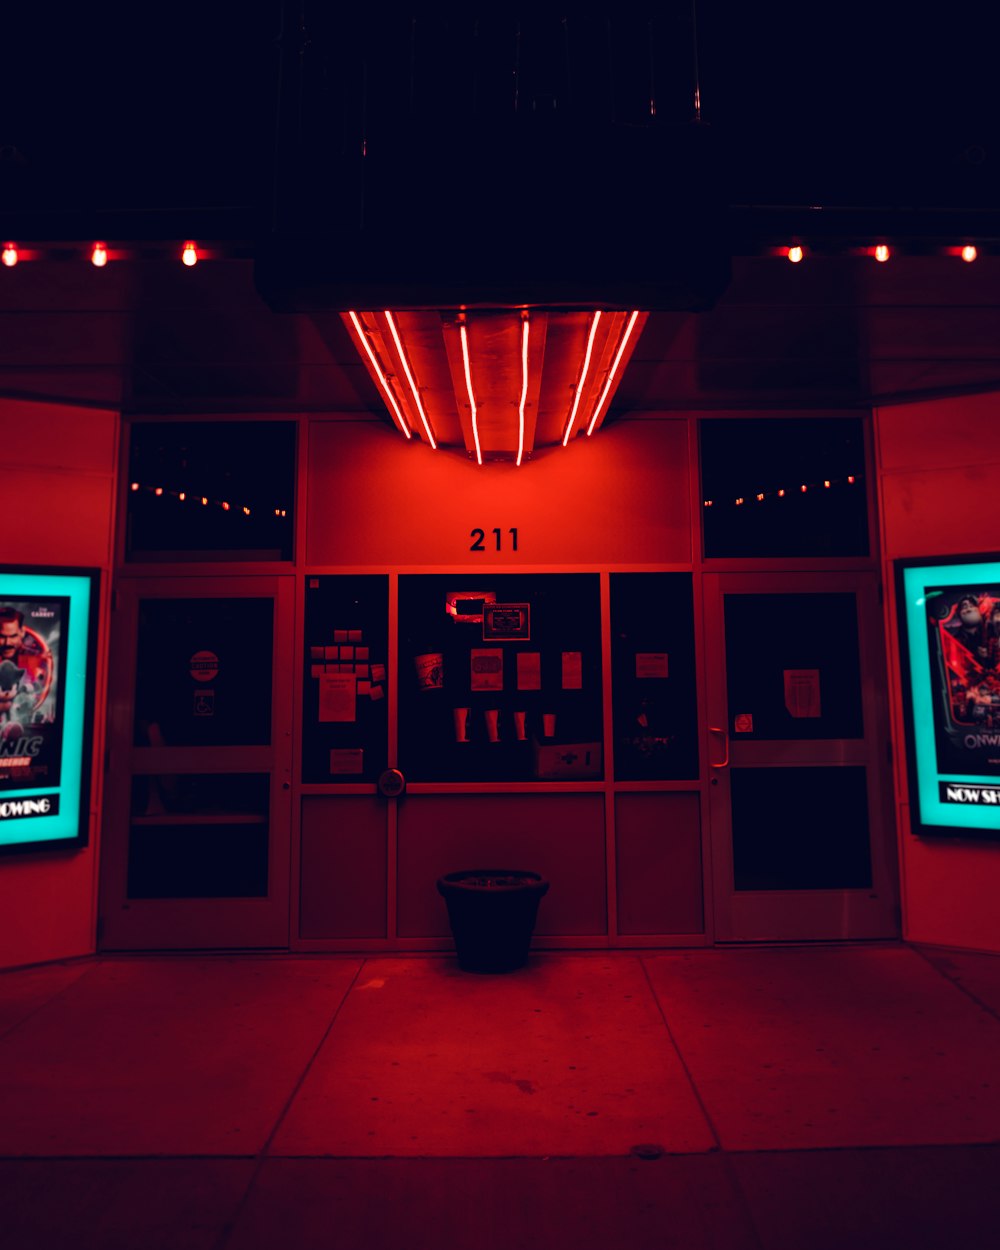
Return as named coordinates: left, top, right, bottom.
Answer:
left=703, top=569, right=899, bottom=942
left=99, top=574, right=295, bottom=949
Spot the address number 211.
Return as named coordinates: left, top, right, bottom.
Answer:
left=470, top=527, right=519, bottom=552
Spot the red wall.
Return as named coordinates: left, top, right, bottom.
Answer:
left=877, top=391, right=1000, bottom=952
left=0, top=399, right=117, bottom=970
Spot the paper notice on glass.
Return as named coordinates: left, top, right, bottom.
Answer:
left=636, top=652, right=669, bottom=679
left=517, top=651, right=542, bottom=690
left=318, top=673, right=357, bottom=722
left=784, top=669, right=821, bottom=718
left=471, top=648, right=504, bottom=691
left=561, top=651, right=583, bottom=689
left=329, top=748, right=363, bottom=775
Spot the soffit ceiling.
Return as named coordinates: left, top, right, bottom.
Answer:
left=1, top=250, right=999, bottom=429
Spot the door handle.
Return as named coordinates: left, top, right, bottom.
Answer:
left=709, top=726, right=730, bottom=768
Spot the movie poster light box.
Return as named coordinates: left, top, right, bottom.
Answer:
left=0, top=568, right=99, bottom=853
left=896, top=553, right=1000, bottom=840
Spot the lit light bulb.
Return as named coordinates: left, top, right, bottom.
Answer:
left=961, top=245, right=978, bottom=263
left=847, top=475, right=856, bottom=484
left=91, top=242, right=108, bottom=268
left=703, top=499, right=713, bottom=507
left=787, top=245, right=803, bottom=264
left=181, top=240, right=198, bottom=267
left=800, top=484, right=808, bottom=492
left=201, top=496, right=208, bottom=506
left=130, top=482, right=140, bottom=492
left=154, top=486, right=163, bottom=496
left=777, top=489, right=786, bottom=497
left=178, top=492, right=186, bottom=501
left=756, top=493, right=765, bottom=501
left=1, top=243, right=18, bottom=268
left=823, top=479, right=831, bottom=488
left=735, top=497, right=745, bottom=506
left=874, top=244, right=890, bottom=263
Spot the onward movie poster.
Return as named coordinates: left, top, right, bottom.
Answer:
left=0, top=597, right=66, bottom=792
left=927, top=584, right=1000, bottom=777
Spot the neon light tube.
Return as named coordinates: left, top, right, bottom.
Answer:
left=385, top=310, right=437, bottom=449
left=586, top=310, right=640, bottom=436
left=346, top=311, right=412, bottom=438
left=516, top=315, right=529, bottom=467
left=459, top=323, right=482, bottom=466
left=563, top=310, right=602, bottom=445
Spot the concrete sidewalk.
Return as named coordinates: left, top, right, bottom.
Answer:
left=1, top=944, right=998, bottom=1248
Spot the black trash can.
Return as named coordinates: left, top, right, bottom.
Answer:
left=436, top=869, right=550, bottom=973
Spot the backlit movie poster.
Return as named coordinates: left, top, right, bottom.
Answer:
left=926, top=584, right=1000, bottom=778
left=0, top=597, right=66, bottom=798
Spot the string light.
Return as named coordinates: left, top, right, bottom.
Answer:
left=90, top=242, right=108, bottom=268
left=1, top=243, right=18, bottom=268
left=874, top=244, right=891, bottom=263
left=181, top=241, right=199, bottom=267
left=127, top=481, right=288, bottom=518
left=787, top=245, right=804, bottom=263
left=962, top=245, right=978, bottom=263
left=704, top=474, right=863, bottom=506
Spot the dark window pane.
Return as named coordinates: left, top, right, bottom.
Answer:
left=731, top=766, right=872, bottom=890
left=610, top=573, right=699, bottom=780
left=301, top=575, right=389, bottom=783
left=126, top=422, right=295, bottom=561
left=398, top=574, right=602, bottom=782
left=725, top=592, right=864, bottom=740
left=133, top=598, right=273, bottom=747
left=700, top=418, right=868, bottom=558
left=128, top=773, right=269, bottom=899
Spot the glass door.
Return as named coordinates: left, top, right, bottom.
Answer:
left=703, top=572, right=898, bottom=941
left=99, top=576, right=294, bottom=949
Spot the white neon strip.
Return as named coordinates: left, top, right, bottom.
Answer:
left=562, top=310, right=602, bottom=446
left=384, top=310, right=437, bottom=449
left=586, top=310, right=640, bottom=436
left=347, top=311, right=412, bottom=439
left=459, top=324, right=482, bottom=466
left=516, top=316, right=529, bottom=467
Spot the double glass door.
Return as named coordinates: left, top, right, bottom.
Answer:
left=704, top=572, right=898, bottom=941
left=99, top=576, right=294, bottom=949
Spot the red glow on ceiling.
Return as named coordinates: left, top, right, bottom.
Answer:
left=563, top=311, right=602, bottom=446
left=459, top=322, right=483, bottom=466
left=384, top=311, right=437, bottom=449
left=586, top=311, right=640, bottom=436
left=346, top=311, right=412, bottom=439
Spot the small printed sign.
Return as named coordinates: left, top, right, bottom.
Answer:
left=189, top=650, right=219, bottom=682
left=193, top=689, right=215, bottom=717
left=635, top=652, right=669, bottom=679
left=734, top=712, right=754, bottom=733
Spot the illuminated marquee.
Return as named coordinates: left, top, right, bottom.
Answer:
left=896, top=553, right=1000, bottom=840
left=0, top=568, right=98, bottom=853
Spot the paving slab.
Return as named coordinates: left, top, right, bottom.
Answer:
left=0, top=1159, right=256, bottom=1250
left=917, top=945, right=1000, bottom=1018
left=0, top=956, right=362, bottom=1156
left=0, top=959, right=94, bottom=1037
left=272, top=955, right=717, bottom=1157
left=226, top=1156, right=758, bottom=1250
left=643, top=945, right=1000, bottom=1150
left=731, top=1144, right=1000, bottom=1250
